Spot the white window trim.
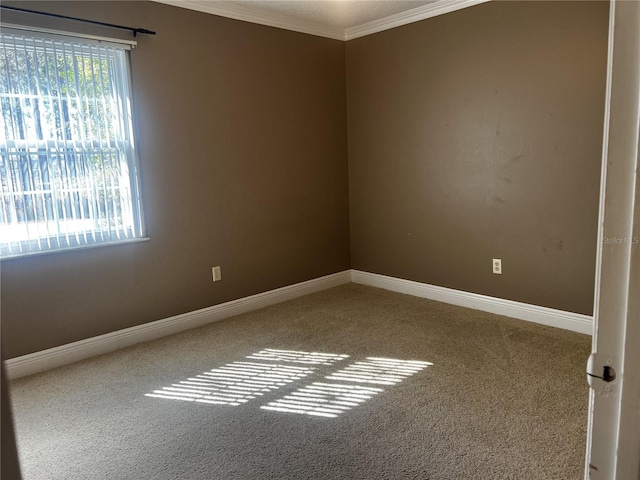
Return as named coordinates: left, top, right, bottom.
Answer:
left=0, top=27, right=146, bottom=258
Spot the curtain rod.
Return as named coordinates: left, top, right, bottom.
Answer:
left=0, top=5, right=156, bottom=37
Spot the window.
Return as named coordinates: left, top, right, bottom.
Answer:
left=0, top=29, right=144, bottom=258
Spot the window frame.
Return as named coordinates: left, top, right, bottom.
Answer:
left=0, top=26, right=147, bottom=259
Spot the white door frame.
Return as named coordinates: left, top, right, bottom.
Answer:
left=585, top=1, right=640, bottom=478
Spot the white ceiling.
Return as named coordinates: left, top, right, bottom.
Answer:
left=219, top=1, right=436, bottom=29
left=153, top=0, right=489, bottom=40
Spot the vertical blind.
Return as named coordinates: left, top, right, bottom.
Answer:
left=0, top=30, right=144, bottom=258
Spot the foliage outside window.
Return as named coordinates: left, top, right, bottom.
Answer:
left=0, top=30, right=144, bottom=258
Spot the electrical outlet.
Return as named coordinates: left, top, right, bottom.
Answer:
left=492, top=258, right=502, bottom=275
left=212, top=266, right=221, bottom=282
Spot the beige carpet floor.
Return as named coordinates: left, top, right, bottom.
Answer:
left=9, top=283, right=591, bottom=480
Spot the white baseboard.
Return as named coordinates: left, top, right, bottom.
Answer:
left=6, top=268, right=592, bottom=379
left=6, top=270, right=351, bottom=380
left=351, top=270, right=593, bottom=335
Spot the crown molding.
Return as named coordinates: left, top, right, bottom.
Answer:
left=344, top=0, right=492, bottom=40
left=152, top=0, right=490, bottom=42
left=153, top=0, right=345, bottom=40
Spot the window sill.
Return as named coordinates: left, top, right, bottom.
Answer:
left=0, top=237, right=151, bottom=261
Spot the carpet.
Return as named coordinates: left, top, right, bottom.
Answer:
left=9, top=283, right=591, bottom=479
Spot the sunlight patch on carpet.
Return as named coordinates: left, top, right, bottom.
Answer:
left=246, top=349, right=349, bottom=366
left=145, top=349, right=348, bottom=406
left=260, top=382, right=384, bottom=418
left=260, top=357, right=432, bottom=418
left=146, top=351, right=431, bottom=416
left=325, top=357, right=432, bottom=385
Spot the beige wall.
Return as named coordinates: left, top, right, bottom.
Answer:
left=1, top=1, right=609, bottom=360
left=346, top=1, right=609, bottom=315
left=0, top=1, right=351, bottom=358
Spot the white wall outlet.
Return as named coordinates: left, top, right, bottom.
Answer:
left=492, top=258, right=502, bottom=275
left=212, top=266, right=222, bottom=282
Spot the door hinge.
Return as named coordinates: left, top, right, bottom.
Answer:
left=587, top=352, right=617, bottom=394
